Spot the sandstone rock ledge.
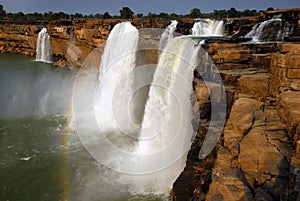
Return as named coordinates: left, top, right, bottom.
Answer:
left=174, top=42, right=300, bottom=201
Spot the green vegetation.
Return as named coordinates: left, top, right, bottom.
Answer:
left=168, top=189, right=174, bottom=201
left=79, top=44, right=93, bottom=51
left=190, top=8, right=202, bottom=18
left=120, top=7, right=134, bottom=19
left=0, top=4, right=274, bottom=23
left=0, top=4, right=6, bottom=19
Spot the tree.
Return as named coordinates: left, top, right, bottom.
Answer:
left=241, top=9, right=258, bottom=17
left=73, top=13, right=83, bottom=19
left=157, top=12, right=169, bottom=18
left=266, top=7, right=275, bottom=11
left=228, top=7, right=240, bottom=18
left=170, top=13, right=180, bottom=18
left=0, top=4, right=6, bottom=19
left=95, top=13, right=102, bottom=18
left=190, top=8, right=201, bottom=18
left=119, top=7, right=134, bottom=19
left=135, top=13, right=143, bottom=18
left=146, top=12, right=156, bottom=19
left=212, top=9, right=227, bottom=18
left=88, top=14, right=94, bottom=19
left=102, top=12, right=111, bottom=19
left=14, top=12, right=26, bottom=21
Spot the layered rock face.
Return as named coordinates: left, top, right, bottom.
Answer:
left=173, top=41, right=300, bottom=200
left=173, top=10, right=300, bottom=200
left=0, top=18, right=194, bottom=68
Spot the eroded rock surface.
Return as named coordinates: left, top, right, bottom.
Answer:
left=174, top=41, right=300, bottom=201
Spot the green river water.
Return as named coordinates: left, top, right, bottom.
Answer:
left=0, top=54, right=166, bottom=201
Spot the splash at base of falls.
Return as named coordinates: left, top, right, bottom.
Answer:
left=35, top=28, right=52, bottom=63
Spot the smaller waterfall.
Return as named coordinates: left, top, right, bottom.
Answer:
left=244, top=14, right=288, bottom=42
left=36, top=28, right=52, bottom=63
left=192, top=19, right=224, bottom=36
left=159, top=20, right=178, bottom=50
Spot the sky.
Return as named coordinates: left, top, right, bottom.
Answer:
left=0, top=0, right=299, bottom=15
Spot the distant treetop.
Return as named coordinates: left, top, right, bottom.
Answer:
left=0, top=4, right=261, bottom=23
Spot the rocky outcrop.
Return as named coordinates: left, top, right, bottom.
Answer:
left=227, top=8, right=300, bottom=41
left=0, top=18, right=195, bottom=68
left=174, top=41, right=300, bottom=201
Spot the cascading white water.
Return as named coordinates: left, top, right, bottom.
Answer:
left=75, top=21, right=202, bottom=196
left=94, top=22, right=139, bottom=134
left=36, top=28, right=52, bottom=63
left=159, top=20, right=178, bottom=50
left=137, top=37, right=200, bottom=156
left=192, top=19, right=224, bottom=36
left=126, top=37, right=201, bottom=194
left=245, top=14, right=282, bottom=42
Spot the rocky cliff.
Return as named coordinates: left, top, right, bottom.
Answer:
left=0, top=18, right=194, bottom=68
left=173, top=41, right=300, bottom=201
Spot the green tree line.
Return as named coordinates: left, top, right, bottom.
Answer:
left=0, top=5, right=271, bottom=23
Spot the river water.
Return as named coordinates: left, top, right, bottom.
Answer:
left=0, top=54, right=166, bottom=201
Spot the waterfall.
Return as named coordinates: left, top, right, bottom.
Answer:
left=244, top=14, right=283, bottom=42
left=76, top=21, right=202, bottom=195
left=137, top=37, right=200, bottom=156
left=192, top=19, right=224, bottom=36
left=94, top=21, right=139, bottom=134
left=159, top=20, right=178, bottom=50
left=35, top=28, right=52, bottom=63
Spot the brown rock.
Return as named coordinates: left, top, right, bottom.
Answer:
left=239, top=124, right=289, bottom=182
left=287, top=54, right=300, bottom=68
left=211, top=49, right=251, bottom=64
left=195, top=83, right=210, bottom=105
left=287, top=69, right=300, bottom=79
left=254, top=187, right=273, bottom=201
left=216, top=63, right=249, bottom=70
left=289, top=79, right=300, bottom=90
left=278, top=91, right=300, bottom=138
left=250, top=54, right=271, bottom=69
left=277, top=54, right=287, bottom=68
left=207, top=169, right=254, bottom=201
left=238, top=73, right=270, bottom=99
left=212, top=148, right=233, bottom=181
left=279, top=43, right=300, bottom=54
left=239, top=126, right=265, bottom=179
left=223, top=98, right=262, bottom=149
